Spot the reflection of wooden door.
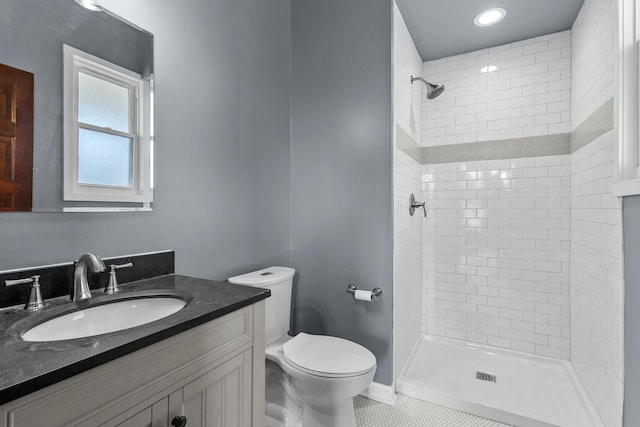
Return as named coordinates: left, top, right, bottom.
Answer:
left=0, top=63, right=33, bottom=211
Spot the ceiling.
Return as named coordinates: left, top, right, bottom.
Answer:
left=395, top=0, right=585, bottom=61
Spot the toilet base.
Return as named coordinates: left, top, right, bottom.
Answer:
left=300, top=399, right=356, bottom=427
left=265, top=402, right=302, bottom=427
left=265, top=339, right=375, bottom=427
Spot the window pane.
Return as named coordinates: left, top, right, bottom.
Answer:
left=78, top=72, right=130, bottom=132
left=78, top=128, right=132, bottom=187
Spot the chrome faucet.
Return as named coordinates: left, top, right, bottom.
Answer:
left=72, top=253, right=106, bottom=301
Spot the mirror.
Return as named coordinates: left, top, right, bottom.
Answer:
left=0, top=0, right=153, bottom=212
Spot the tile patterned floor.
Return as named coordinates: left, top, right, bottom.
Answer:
left=354, top=395, right=512, bottom=427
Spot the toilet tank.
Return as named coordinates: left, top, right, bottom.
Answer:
left=228, top=266, right=295, bottom=345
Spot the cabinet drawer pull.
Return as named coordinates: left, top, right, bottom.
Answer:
left=171, top=415, right=187, bottom=427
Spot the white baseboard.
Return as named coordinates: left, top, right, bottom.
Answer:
left=360, top=381, right=397, bottom=405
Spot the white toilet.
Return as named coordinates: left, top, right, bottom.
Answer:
left=228, top=266, right=376, bottom=427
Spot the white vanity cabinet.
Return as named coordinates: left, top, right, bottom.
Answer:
left=0, top=301, right=266, bottom=427
left=108, top=349, right=253, bottom=427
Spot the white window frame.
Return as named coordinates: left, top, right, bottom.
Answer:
left=63, top=44, right=152, bottom=203
left=614, top=0, right=640, bottom=196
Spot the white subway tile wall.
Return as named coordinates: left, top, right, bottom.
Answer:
left=393, top=2, right=423, bottom=381
left=570, top=131, right=623, bottom=427
left=421, top=156, right=572, bottom=358
left=421, top=31, right=572, bottom=147
left=394, top=2, right=422, bottom=144
left=571, top=0, right=617, bottom=130
left=570, top=1, right=622, bottom=426
left=394, top=148, right=423, bottom=381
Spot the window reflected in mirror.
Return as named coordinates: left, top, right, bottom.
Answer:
left=63, top=45, right=151, bottom=205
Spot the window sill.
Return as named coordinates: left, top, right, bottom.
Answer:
left=62, top=206, right=153, bottom=213
left=613, top=177, right=640, bottom=197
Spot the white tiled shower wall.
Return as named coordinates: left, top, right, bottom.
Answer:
left=393, top=2, right=422, bottom=144
left=392, top=2, right=423, bottom=382
left=393, top=148, right=423, bottom=381
left=422, top=156, right=572, bottom=358
left=570, top=0, right=616, bottom=128
left=570, top=132, right=623, bottom=427
left=421, top=32, right=572, bottom=147
left=420, top=31, right=574, bottom=359
left=570, top=0, right=623, bottom=425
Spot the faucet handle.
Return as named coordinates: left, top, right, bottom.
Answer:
left=104, top=262, right=133, bottom=294
left=5, top=275, right=45, bottom=312
left=5, top=276, right=35, bottom=287
left=409, top=193, right=427, bottom=218
left=113, top=262, right=134, bottom=270
left=24, top=275, right=45, bottom=312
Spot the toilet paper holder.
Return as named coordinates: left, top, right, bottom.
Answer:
left=347, top=284, right=382, bottom=298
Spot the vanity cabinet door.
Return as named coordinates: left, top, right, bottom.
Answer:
left=174, top=348, right=253, bottom=427
left=114, top=407, right=152, bottom=427
left=107, top=396, right=168, bottom=427
left=107, top=346, right=253, bottom=427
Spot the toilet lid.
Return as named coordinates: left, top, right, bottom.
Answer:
left=282, top=333, right=376, bottom=377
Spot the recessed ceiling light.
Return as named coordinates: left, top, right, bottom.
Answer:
left=474, top=8, right=507, bottom=27
left=75, top=0, right=101, bottom=11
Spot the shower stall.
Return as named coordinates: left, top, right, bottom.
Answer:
left=392, top=1, right=623, bottom=426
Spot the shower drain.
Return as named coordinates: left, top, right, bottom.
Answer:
left=476, top=371, right=497, bottom=383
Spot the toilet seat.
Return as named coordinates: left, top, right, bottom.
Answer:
left=282, top=333, right=376, bottom=378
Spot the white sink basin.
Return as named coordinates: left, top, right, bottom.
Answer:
left=22, top=297, right=186, bottom=342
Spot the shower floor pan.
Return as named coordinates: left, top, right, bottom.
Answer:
left=396, top=335, right=603, bottom=427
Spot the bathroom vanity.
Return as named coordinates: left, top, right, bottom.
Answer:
left=0, top=273, right=269, bottom=427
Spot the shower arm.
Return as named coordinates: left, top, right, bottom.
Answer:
left=411, top=76, right=428, bottom=85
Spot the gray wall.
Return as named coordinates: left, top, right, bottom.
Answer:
left=0, top=0, right=291, bottom=279
left=624, top=195, right=640, bottom=426
left=290, top=0, right=394, bottom=385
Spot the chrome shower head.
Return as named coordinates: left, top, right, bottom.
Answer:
left=426, top=82, right=445, bottom=99
left=411, top=76, right=445, bottom=99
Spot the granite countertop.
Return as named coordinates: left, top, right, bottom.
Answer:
left=0, top=274, right=270, bottom=406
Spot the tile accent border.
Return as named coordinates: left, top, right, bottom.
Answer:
left=570, top=98, right=614, bottom=152
left=396, top=98, right=614, bottom=164
left=395, top=124, right=423, bottom=164
left=423, top=133, right=570, bottom=164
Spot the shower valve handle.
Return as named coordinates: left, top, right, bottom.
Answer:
left=409, top=193, right=426, bottom=218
